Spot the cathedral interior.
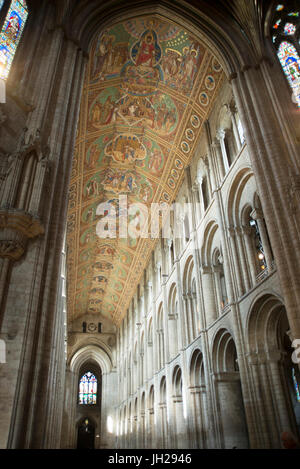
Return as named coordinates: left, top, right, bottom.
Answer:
left=0, top=0, right=300, bottom=450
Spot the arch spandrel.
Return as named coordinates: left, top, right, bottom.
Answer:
left=67, top=13, right=226, bottom=326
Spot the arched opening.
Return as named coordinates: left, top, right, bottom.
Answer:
left=77, top=417, right=96, bottom=450
left=159, top=377, right=167, bottom=449
left=147, top=318, right=154, bottom=378
left=189, top=349, right=208, bottom=448
left=140, top=333, right=145, bottom=386
left=76, top=362, right=102, bottom=449
left=202, top=175, right=210, bottom=212
left=247, top=294, right=300, bottom=448
left=157, top=303, right=165, bottom=369
left=212, top=329, right=249, bottom=449
left=148, top=385, right=155, bottom=448
left=140, top=392, right=146, bottom=449
left=133, top=398, right=138, bottom=448
left=172, top=365, right=186, bottom=448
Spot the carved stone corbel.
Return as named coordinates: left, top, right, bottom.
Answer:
left=0, top=209, right=44, bottom=261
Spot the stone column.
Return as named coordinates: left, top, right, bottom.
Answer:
left=257, top=357, right=280, bottom=448
left=246, top=352, right=271, bottom=449
left=182, top=293, right=191, bottom=345
left=158, top=403, right=167, bottom=449
left=211, top=139, right=225, bottom=183
left=268, top=350, right=297, bottom=436
left=201, top=265, right=217, bottom=326
left=214, top=372, right=249, bottom=449
left=228, top=103, right=242, bottom=151
left=188, top=292, right=196, bottom=341
left=192, top=180, right=202, bottom=225
left=235, top=226, right=251, bottom=292
left=241, top=225, right=258, bottom=287
left=216, top=129, right=230, bottom=174
left=175, top=260, right=186, bottom=349
left=227, top=226, right=245, bottom=297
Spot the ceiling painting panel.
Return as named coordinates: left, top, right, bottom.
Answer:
left=66, top=15, right=225, bottom=325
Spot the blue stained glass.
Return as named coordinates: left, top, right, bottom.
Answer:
left=0, top=0, right=28, bottom=80
left=292, top=369, right=300, bottom=403
left=0, top=1, right=4, bottom=12
left=79, top=372, right=97, bottom=405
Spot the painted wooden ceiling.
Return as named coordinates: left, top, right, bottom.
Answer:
left=67, top=16, right=225, bottom=326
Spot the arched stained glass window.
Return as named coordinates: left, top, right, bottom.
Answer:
left=272, top=2, right=300, bottom=107
left=79, top=372, right=98, bottom=405
left=0, top=0, right=28, bottom=80
left=292, top=368, right=300, bottom=403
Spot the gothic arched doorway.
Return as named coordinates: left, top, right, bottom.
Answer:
left=212, top=329, right=249, bottom=449
left=77, top=418, right=95, bottom=449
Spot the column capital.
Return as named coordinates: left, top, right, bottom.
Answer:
left=227, top=225, right=236, bottom=238
left=216, top=128, right=226, bottom=141
left=201, top=264, right=213, bottom=275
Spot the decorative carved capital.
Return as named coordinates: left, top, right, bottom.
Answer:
left=0, top=209, right=44, bottom=261
left=216, top=128, right=226, bottom=141
left=18, top=128, right=51, bottom=162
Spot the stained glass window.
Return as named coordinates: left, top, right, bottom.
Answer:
left=0, top=0, right=28, bottom=80
left=0, top=1, right=5, bottom=12
left=272, top=3, right=300, bottom=108
left=278, top=42, right=300, bottom=106
left=292, top=368, right=300, bottom=403
left=79, top=372, right=98, bottom=405
left=284, top=22, right=296, bottom=35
